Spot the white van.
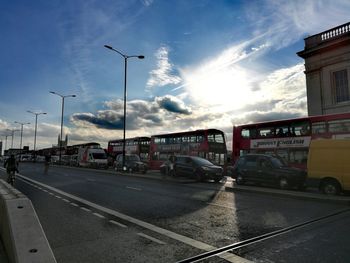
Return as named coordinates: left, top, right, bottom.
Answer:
left=78, top=146, right=108, bottom=168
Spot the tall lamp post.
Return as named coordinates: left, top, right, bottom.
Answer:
left=7, top=128, right=19, bottom=149
left=104, top=45, right=144, bottom=171
left=27, top=111, right=47, bottom=161
left=50, top=91, right=76, bottom=164
left=14, top=121, right=30, bottom=156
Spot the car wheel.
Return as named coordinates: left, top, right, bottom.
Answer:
left=321, top=179, right=341, bottom=195
left=279, top=177, right=289, bottom=189
left=214, top=177, right=222, bottom=183
left=195, top=172, right=202, bottom=182
left=235, top=174, right=244, bottom=185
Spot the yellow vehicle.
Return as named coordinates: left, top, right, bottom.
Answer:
left=307, top=139, right=350, bottom=195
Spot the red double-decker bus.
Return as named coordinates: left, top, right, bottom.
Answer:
left=149, top=129, right=228, bottom=170
left=107, top=137, right=150, bottom=161
left=232, top=112, right=350, bottom=169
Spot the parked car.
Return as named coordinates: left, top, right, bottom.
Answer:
left=173, top=155, right=223, bottom=182
left=114, top=154, right=148, bottom=173
left=232, top=154, right=306, bottom=190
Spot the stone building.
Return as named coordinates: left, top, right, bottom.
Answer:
left=297, top=22, right=350, bottom=116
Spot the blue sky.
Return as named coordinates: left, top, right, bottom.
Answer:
left=1, top=0, right=349, bottom=151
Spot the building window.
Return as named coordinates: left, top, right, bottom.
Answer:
left=333, top=69, right=349, bottom=103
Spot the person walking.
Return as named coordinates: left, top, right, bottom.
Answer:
left=44, top=154, right=51, bottom=174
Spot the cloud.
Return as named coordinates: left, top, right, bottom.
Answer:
left=244, top=0, right=350, bottom=51
left=71, top=95, right=192, bottom=131
left=156, top=95, right=192, bottom=115
left=146, top=46, right=182, bottom=89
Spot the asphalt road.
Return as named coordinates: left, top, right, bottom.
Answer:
left=1, top=163, right=349, bottom=263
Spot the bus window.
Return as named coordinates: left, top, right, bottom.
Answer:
left=197, top=135, right=204, bottom=142
left=208, top=134, right=214, bottom=142
left=328, top=119, right=350, bottom=133
left=214, top=134, right=224, bottom=143
left=312, top=122, right=327, bottom=134
left=241, top=129, right=250, bottom=138
left=290, top=122, right=310, bottom=136
left=190, top=136, right=197, bottom=143
left=289, top=149, right=308, bottom=164
left=275, top=126, right=289, bottom=137
left=258, top=127, right=274, bottom=137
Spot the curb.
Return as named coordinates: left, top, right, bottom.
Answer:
left=0, top=179, right=56, bottom=263
left=225, top=184, right=350, bottom=205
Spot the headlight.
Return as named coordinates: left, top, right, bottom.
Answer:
left=202, top=166, right=210, bottom=171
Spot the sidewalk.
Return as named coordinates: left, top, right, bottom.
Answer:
left=225, top=181, right=350, bottom=205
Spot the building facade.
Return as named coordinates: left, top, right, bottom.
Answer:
left=297, top=22, right=350, bottom=116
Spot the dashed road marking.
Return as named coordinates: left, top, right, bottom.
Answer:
left=93, top=212, right=106, bottom=219
left=137, top=232, right=166, bottom=245
left=17, top=174, right=251, bottom=263
left=80, top=207, right=91, bottom=212
left=126, top=186, right=142, bottom=191
left=109, top=220, right=127, bottom=228
left=70, top=202, right=79, bottom=207
left=62, top=198, right=70, bottom=203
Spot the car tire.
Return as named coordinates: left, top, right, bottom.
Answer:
left=321, top=179, right=341, bottom=195
left=279, top=177, right=289, bottom=189
left=235, top=174, right=245, bottom=185
left=195, top=172, right=202, bottom=182
left=214, top=177, right=222, bottom=183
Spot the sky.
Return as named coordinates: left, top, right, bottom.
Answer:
left=0, top=0, right=350, bottom=152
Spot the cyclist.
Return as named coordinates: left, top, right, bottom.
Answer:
left=4, top=154, right=19, bottom=185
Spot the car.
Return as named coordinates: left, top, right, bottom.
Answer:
left=173, top=155, right=223, bottom=182
left=114, top=154, right=148, bottom=173
left=232, top=154, right=306, bottom=190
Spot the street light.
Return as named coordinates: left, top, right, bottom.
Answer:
left=14, top=121, right=30, bottom=156
left=6, top=128, right=19, bottom=149
left=27, top=111, right=47, bottom=161
left=50, top=91, right=76, bottom=164
left=104, top=45, right=144, bottom=171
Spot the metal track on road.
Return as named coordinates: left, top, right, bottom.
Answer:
left=177, top=208, right=350, bottom=263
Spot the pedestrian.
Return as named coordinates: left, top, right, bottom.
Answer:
left=4, top=154, right=19, bottom=184
left=44, top=154, right=51, bottom=174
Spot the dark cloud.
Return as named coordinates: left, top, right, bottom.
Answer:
left=156, top=95, right=192, bottom=115
left=71, top=113, right=123, bottom=130
left=71, top=95, right=194, bottom=131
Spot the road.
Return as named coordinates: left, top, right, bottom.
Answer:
left=0, top=163, right=349, bottom=262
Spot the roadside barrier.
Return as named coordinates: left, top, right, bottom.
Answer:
left=0, top=179, right=56, bottom=263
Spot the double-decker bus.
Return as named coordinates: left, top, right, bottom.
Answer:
left=107, top=137, right=150, bottom=161
left=149, top=129, right=227, bottom=170
left=232, top=112, right=350, bottom=169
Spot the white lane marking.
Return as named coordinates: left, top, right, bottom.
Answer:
left=55, top=195, right=62, bottom=199
left=137, top=232, right=166, bottom=245
left=70, top=202, right=79, bottom=207
left=126, top=186, right=142, bottom=191
left=93, top=212, right=106, bottom=219
left=80, top=207, right=91, bottom=212
left=62, top=198, right=70, bottom=203
left=109, top=220, right=127, bottom=228
left=18, top=174, right=252, bottom=263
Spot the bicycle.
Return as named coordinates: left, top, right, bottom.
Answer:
left=7, top=169, right=16, bottom=186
